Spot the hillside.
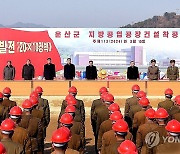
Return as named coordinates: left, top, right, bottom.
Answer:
left=122, top=12, right=180, bottom=28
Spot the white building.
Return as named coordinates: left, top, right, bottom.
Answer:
left=73, top=46, right=144, bottom=66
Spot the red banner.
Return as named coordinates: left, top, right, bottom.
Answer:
left=0, top=28, right=63, bottom=80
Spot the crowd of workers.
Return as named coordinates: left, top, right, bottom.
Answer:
left=0, top=84, right=179, bottom=154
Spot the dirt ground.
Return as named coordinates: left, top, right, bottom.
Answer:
left=13, top=96, right=165, bottom=153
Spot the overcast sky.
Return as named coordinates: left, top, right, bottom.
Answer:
left=1, top=0, right=180, bottom=27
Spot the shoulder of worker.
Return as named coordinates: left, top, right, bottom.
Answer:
left=158, top=99, right=174, bottom=107
left=92, top=98, right=101, bottom=105
left=169, top=105, right=179, bottom=116
left=14, top=126, right=28, bottom=134
left=156, top=142, right=180, bottom=154
left=65, top=148, right=79, bottom=154
left=76, top=99, right=84, bottom=104
left=135, top=110, right=146, bottom=117
left=1, top=138, right=23, bottom=153
left=103, top=129, right=115, bottom=139
left=101, top=119, right=111, bottom=127
left=172, top=112, right=180, bottom=121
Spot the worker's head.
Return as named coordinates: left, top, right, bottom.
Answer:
left=67, top=58, right=71, bottom=65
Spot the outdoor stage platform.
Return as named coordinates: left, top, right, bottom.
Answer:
left=0, top=80, right=179, bottom=96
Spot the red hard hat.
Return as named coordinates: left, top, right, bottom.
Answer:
left=65, top=105, right=76, bottom=113
left=112, top=119, right=128, bottom=132
left=108, top=103, right=120, bottom=112
left=35, top=86, right=43, bottom=94
left=99, top=87, right=108, bottom=94
left=22, top=99, right=33, bottom=109
left=155, top=108, right=169, bottom=119
left=10, top=106, right=22, bottom=116
left=174, top=95, right=180, bottom=104
left=145, top=108, right=155, bottom=119
left=165, top=119, right=180, bottom=133
left=0, top=118, right=15, bottom=131
left=0, top=142, right=6, bottom=154
left=0, top=92, right=3, bottom=99
left=68, top=86, right=77, bottom=93
left=29, top=97, right=38, bottom=106
left=3, top=87, right=11, bottom=95
left=138, top=97, right=150, bottom=107
left=118, top=140, right=137, bottom=154
left=65, top=94, right=75, bottom=101
left=66, top=99, right=77, bottom=106
left=132, top=84, right=140, bottom=92
left=110, top=111, right=123, bottom=121
left=30, top=91, right=39, bottom=98
left=101, top=92, right=108, bottom=100
left=104, top=93, right=114, bottom=102
left=164, top=88, right=173, bottom=96
left=60, top=113, right=73, bottom=125
left=51, top=127, right=71, bottom=143
left=137, top=91, right=146, bottom=99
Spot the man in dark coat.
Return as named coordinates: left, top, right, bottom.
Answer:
left=64, top=58, right=75, bottom=80
left=127, top=61, right=139, bottom=80
left=3, top=61, right=15, bottom=80
left=22, top=59, right=35, bottom=80
left=86, top=60, right=97, bottom=80
left=43, top=58, right=56, bottom=80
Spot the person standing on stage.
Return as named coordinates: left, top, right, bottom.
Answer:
left=22, top=59, right=35, bottom=80
left=147, top=59, right=160, bottom=80
left=167, top=59, right=179, bottom=80
left=86, top=60, right=97, bottom=80
left=127, top=61, right=139, bottom=80
left=43, top=58, right=56, bottom=80
left=64, top=58, right=75, bottom=80
left=3, top=61, right=15, bottom=80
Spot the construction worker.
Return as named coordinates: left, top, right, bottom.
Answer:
left=91, top=87, right=108, bottom=135
left=92, top=93, right=114, bottom=153
left=2, top=87, right=16, bottom=109
left=59, top=113, right=84, bottom=152
left=59, top=86, right=85, bottom=124
left=19, top=99, right=43, bottom=153
left=128, top=90, right=147, bottom=133
left=0, top=118, right=23, bottom=154
left=136, top=108, right=158, bottom=153
left=171, top=96, right=180, bottom=121
left=35, top=86, right=50, bottom=139
left=51, top=127, right=79, bottom=154
left=0, top=92, right=9, bottom=123
left=155, top=119, right=180, bottom=153
left=117, top=140, right=138, bottom=154
left=91, top=91, right=108, bottom=137
left=152, top=108, right=169, bottom=147
left=0, top=142, right=6, bottom=154
left=68, top=86, right=85, bottom=123
left=158, top=88, right=174, bottom=114
left=97, top=111, right=123, bottom=152
left=132, top=97, right=151, bottom=142
left=124, top=84, right=140, bottom=128
left=97, top=103, right=121, bottom=151
left=105, top=119, right=133, bottom=154
left=124, top=84, right=140, bottom=129
left=9, top=106, right=31, bottom=153
left=58, top=97, right=82, bottom=126
left=101, top=119, right=133, bottom=154
left=64, top=105, right=84, bottom=138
